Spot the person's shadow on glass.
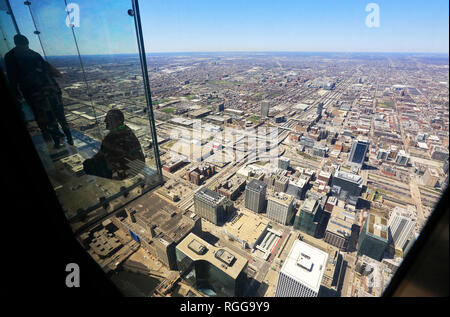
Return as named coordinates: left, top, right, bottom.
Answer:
left=4, top=34, right=73, bottom=148
left=83, top=109, right=145, bottom=180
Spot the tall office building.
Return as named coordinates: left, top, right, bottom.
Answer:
left=317, top=102, right=324, bottom=116
left=331, top=170, right=363, bottom=203
left=261, top=101, right=270, bottom=118
left=266, top=192, right=295, bottom=225
left=348, top=140, right=370, bottom=167
left=388, top=207, right=416, bottom=257
left=278, top=157, right=290, bottom=170
left=194, top=187, right=232, bottom=225
left=215, top=103, right=225, bottom=112
left=376, top=149, right=389, bottom=161
left=286, top=178, right=308, bottom=200
left=422, top=167, right=440, bottom=187
left=395, top=150, right=410, bottom=166
left=245, top=179, right=267, bottom=213
left=274, top=176, right=289, bottom=193
left=430, top=145, right=449, bottom=162
left=323, top=205, right=355, bottom=251
left=357, top=214, right=389, bottom=261
left=275, top=240, right=328, bottom=297
left=176, top=233, right=248, bottom=297
left=294, top=198, right=326, bottom=238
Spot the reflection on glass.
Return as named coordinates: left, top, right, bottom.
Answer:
left=4, top=0, right=163, bottom=233
left=83, top=109, right=145, bottom=180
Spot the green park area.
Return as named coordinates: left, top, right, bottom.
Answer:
left=251, top=91, right=266, bottom=100
left=160, top=107, right=175, bottom=114
left=207, top=98, right=221, bottom=103
left=296, top=150, right=318, bottom=161
left=248, top=115, right=260, bottom=124
left=376, top=101, right=394, bottom=108
left=153, top=98, right=170, bottom=105
left=206, top=80, right=244, bottom=86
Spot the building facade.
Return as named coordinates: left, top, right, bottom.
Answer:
left=194, top=187, right=232, bottom=225
left=244, top=179, right=267, bottom=213
left=388, top=207, right=416, bottom=257
left=357, top=214, right=389, bottom=261
left=294, top=198, right=327, bottom=238
left=266, top=192, right=295, bottom=225
left=331, top=170, right=363, bottom=202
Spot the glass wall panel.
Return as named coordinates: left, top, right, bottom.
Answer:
left=5, top=0, right=163, bottom=233
left=0, top=1, right=18, bottom=56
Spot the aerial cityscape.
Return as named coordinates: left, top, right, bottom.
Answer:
left=1, top=0, right=448, bottom=298
left=34, top=51, right=448, bottom=297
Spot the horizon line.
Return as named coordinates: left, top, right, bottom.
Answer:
left=46, top=50, right=450, bottom=57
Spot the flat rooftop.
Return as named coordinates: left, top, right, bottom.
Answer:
left=195, top=186, right=227, bottom=204
left=125, top=192, right=196, bottom=242
left=334, top=170, right=363, bottom=185
left=280, top=240, right=328, bottom=293
left=224, top=210, right=270, bottom=246
left=301, top=198, right=318, bottom=214
left=269, top=192, right=294, bottom=206
left=247, top=179, right=267, bottom=192
left=326, top=206, right=354, bottom=238
left=177, top=233, right=248, bottom=279
left=289, top=178, right=308, bottom=188
left=366, top=213, right=388, bottom=241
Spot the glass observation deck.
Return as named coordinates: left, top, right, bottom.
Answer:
left=0, top=0, right=163, bottom=233
left=1, top=0, right=448, bottom=299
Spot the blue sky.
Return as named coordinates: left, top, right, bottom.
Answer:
left=7, top=0, right=450, bottom=55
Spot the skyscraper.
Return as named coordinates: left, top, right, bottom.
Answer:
left=286, top=178, right=308, bottom=200
left=261, top=101, right=270, bottom=117
left=266, top=192, right=295, bottom=225
left=317, top=102, right=323, bottom=116
left=194, top=187, right=232, bottom=225
left=275, top=240, right=328, bottom=297
left=357, top=213, right=389, bottom=261
left=331, top=170, right=363, bottom=203
left=294, top=198, right=327, bottom=238
left=278, top=157, right=290, bottom=170
left=244, top=179, right=267, bottom=213
left=388, top=207, right=416, bottom=257
left=348, top=140, right=370, bottom=167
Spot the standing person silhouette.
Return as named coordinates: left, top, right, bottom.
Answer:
left=4, top=34, right=73, bottom=148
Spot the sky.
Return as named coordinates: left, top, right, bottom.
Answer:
left=5, top=0, right=450, bottom=56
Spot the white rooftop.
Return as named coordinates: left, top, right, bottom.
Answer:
left=280, top=240, right=328, bottom=293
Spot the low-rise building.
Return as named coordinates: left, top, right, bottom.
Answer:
left=224, top=210, right=270, bottom=249
left=113, top=193, right=201, bottom=270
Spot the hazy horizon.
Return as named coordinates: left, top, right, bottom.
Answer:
left=8, top=0, right=449, bottom=57
left=45, top=50, right=450, bottom=57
